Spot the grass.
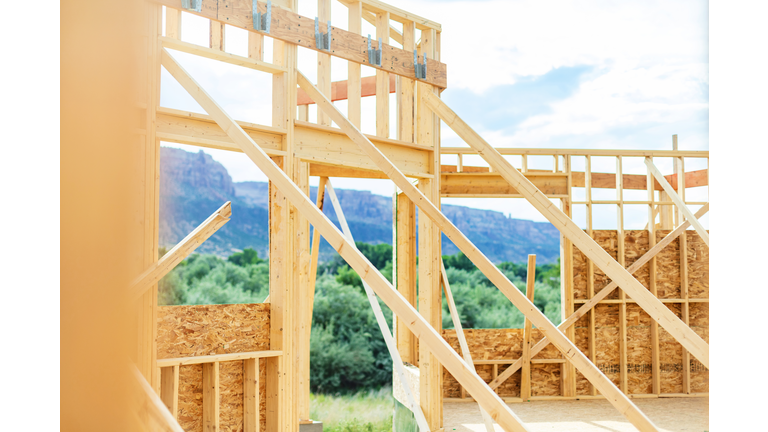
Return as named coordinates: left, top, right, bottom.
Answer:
left=309, top=387, right=393, bottom=432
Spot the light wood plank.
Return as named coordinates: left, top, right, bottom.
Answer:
left=165, top=7, right=181, bottom=39
left=161, top=36, right=286, bottom=74
left=132, top=365, right=185, bottom=432
left=347, top=1, right=363, bottom=128
left=157, top=350, right=283, bottom=367
left=128, top=202, right=231, bottom=301
left=202, top=362, right=220, bottom=432
left=521, top=255, right=536, bottom=401
left=376, top=11, right=391, bottom=138
left=395, top=192, right=417, bottom=364
left=645, top=158, right=709, bottom=246
left=317, top=0, right=332, bottom=126
left=244, top=358, right=260, bottom=432
left=297, top=70, right=656, bottom=431
left=160, top=366, right=179, bottom=419
left=398, top=21, right=415, bottom=143
left=210, top=20, right=224, bottom=51
left=161, top=48, right=532, bottom=432
left=424, top=91, right=709, bottom=371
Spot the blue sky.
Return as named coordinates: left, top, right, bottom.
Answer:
left=159, top=0, right=709, bottom=228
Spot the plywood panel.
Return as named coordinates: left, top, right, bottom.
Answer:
left=574, top=314, right=591, bottom=396
left=573, top=247, right=588, bottom=300
left=594, top=304, right=620, bottom=390
left=626, top=304, right=653, bottom=394
left=689, top=303, right=709, bottom=393
left=655, top=230, right=681, bottom=299
left=659, top=303, right=684, bottom=394
left=624, top=230, right=651, bottom=292
left=158, top=304, right=271, bottom=432
left=593, top=231, right=619, bottom=300
left=687, top=231, right=709, bottom=299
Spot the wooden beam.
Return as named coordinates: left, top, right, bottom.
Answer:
left=376, top=11, right=391, bottom=138
left=298, top=70, right=658, bottom=431
left=521, top=255, right=536, bottom=401
left=441, top=261, right=494, bottom=431
left=244, top=358, right=260, bottom=432
left=488, top=204, right=709, bottom=390
left=202, top=362, right=220, bottom=432
left=128, top=201, right=231, bottom=301
left=424, top=91, right=709, bottom=370
left=210, top=20, right=224, bottom=51
left=161, top=36, right=286, bottom=74
left=645, top=158, right=709, bottom=246
left=296, top=74, right=395, bottom=105
left=160, top=365, right=180, bottom=419
left=157, top=350, right=283, bottom=367
left=441, top=173, right=567, bottom=197
left=442, top=147, right=708, bottom=158
left=362, top=9, right=404, bottom=45
left=395, top=191, right=418, bottom=364
left=347, top=1, right=363, bottom=128
left=156, top=0, right=448, bottom=88
left=571, top=170, right=709, bottom=191
left=316, top=0, right=331, bottom=126
left=132, top=365, right=185, bottom=432
left=161, top=47, right=532, bottom=432
left=165, top=7, right=181, bottom=39
left=326, top=179, right=429, bottom=431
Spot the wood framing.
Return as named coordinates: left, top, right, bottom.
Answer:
left=162, top=47, right=537, bottom=432
left=520, top=255, right=536, bottom=401
left=423, top=91, right=709, bottom=370
left=298, top=69, right=659, bottom=431
left=394, top=191, right=417, bottom=364
left=155, top=0, right=448, bottom=88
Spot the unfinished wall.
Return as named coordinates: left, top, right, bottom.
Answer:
left=157, top=303, right=270, bottom=432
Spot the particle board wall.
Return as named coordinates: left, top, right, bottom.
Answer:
left=570, top=229, right=708, bottom=396
left=441, top=329, right=562, bottom=398
left=157, top=303, right=271, bottom=432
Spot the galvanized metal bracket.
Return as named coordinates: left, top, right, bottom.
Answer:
left=181, top=0, right=202, bottom=13
left=368, top=35, right=382, bottom=67
left=414, top=50, right=427, bottom=80
left=253, top=0, right=272, bottom=33
left=315, top=18, right=332, bottom=51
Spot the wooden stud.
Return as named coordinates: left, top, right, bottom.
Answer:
left=248, top=31, right=264, bottom=62
left=398, top=21, right=416, bottom=143
left=132, top=365, right=185, bottom=432
left=244, top=358, right=260, bottom=432
left=561, top=155, right=576, bottom=397
left=160, top=366, right=179, bottom=419
left=645, top=158, right=709, bottom=246
left=317, top=0, right=332, bottom=126
left=128, top=202, right=231, bottom=301
left=423, top=92, right=709, bottom=370
left=675, top=145, right=691, bottom=394
left=521, top=255, right=537, bottom=401
left=348, top=1, right=362, bottom=128
left=165, top=6, right=182, bottom=39
left=441, top=261, right=494, bottom=431
left=648, top=161, right=660, bottom=395
left=376, top=11, right=391, bottom=138
left=488, top=204, right=710, bottom=390
left=395, top=191, right=417, bottom=364
left=617, top=156, right=627, bottom=394
left=210, top=20, right=225, bottom=51
left=585, top=156, right=596, bottom=396
left=162, top=49, right=534, bottom=432
left=297, top=70, right=659, bottom=431
left=202, top=362, right=220, bottom=432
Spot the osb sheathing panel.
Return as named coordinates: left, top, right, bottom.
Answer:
left=594, top=304, right=620, bottom=390
left=157, top=304, right=270, bottom=432
left=659, top=303, right=683, bottom=394
left=689, top=303, right=709, bottom=393
left=573, top=244, right=588, bottom=300
left=574, top=314, right=591, bottom=396
left=655, top=230, right=681, bottom=298
left=624, top=230, right=651, bottom=293
left=687, top=231, right=709, bottom=299
left=626, top=304, right=653, bottom=394
left=593, top=231, right=620, bottom=300
left=441, top=329, right=561, bottom=398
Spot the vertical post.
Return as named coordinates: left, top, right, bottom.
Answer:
left=521, top=254, right=537, bottom=401
left=648, top=157, right=661, bottom=394
left=245, top=358, right=260, bottom=432
left=165, top=6, right=181, bottom=39
left=417, top=27, right=442, bottom=431
left=268, top=3, right=300, bottom=429
left=674, top=137, right=691, bottom=394
left=376, top=11, right=391, bottom=137
left=394, top=191, right=417, bottom=364
left=203, top=362, right=220, bottom=432
left=347, top=2, right=362, bottom=128
left=561, top=155, right=576, bottom=397
left=398, top=21, right=416, bottom=143
left=317, top=0, right=331, bottom=126
left=617, top=156, right=627, bottom=394
left=298, top=105, right=308, bottom=121
left=210, top=21, right=225, bottom=51
left=138, top=0, right=162, bottom=394
left=248, top=29, right=264, bottom=61
left=585, top=155, right=596, bottom=396
left=160, top=365, right=179, bottom=419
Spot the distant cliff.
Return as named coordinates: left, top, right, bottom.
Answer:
left=159, top=147, right=561, bottom=264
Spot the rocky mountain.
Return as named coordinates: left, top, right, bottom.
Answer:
left=159, top=147, right=561, bottom=264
